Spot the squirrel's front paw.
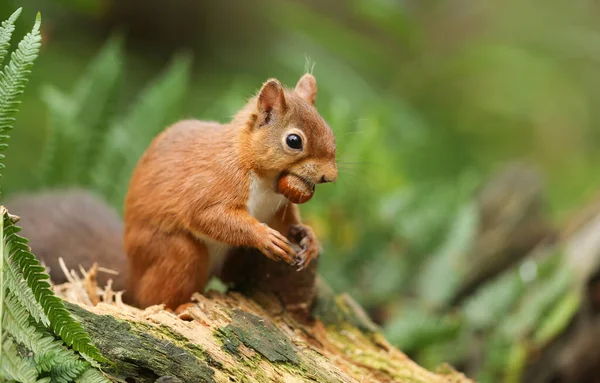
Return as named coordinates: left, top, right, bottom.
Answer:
left=288, top=224, right=321, bottom=270
left=257, top=224, right=298, bottom=265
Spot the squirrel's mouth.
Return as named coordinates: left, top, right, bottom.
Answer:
left=277, top=172, right=315, bottom=190
left=275, top=172, right=316, bottom=204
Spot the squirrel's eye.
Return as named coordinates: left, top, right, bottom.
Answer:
left=286, top=134, right=303, bottom=150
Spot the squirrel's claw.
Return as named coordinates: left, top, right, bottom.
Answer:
left=288, top=224, right=319, bottom=271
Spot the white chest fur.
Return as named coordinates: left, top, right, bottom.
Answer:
left=203, top=172, right=286, bottom=274
left=247, top=172, right=287, bottom=224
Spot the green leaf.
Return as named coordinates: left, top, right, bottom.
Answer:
left=38, top=36, right=125, bottom=187
left=0, top=205, right=5, bottom=349
left=3, top=290, right=39, bottom=351
left=0, top=7, right=21, bottom=68
left=37, top=85, right=78, bottom=186
left=4, top=252, right=50, bottom=326
left=1, top=337, right=38, bottom=383
left=75, top=368, right=112, bottom=383
left=532, top=291, right=580, bottom=346
left=48, top=358, right=90, bottom=383
left=4, top=214, right=110, bottom=366
left=499, top=254, right=573, bottom=340
left=0, top=11, right=42, bottom=195
left=462, top=271, right=524, bottom=331
left=2, top=287, right=88, bottom=378
left=71, top=36, right=124, bottom=185
left=93, top=52, right=192, bottom=204
left=384, top=302, right=463, bottom=352
left=416, top=202, right=479, bottom=308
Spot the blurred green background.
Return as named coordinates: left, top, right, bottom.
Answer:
left=3, top=0, right=600, bottom=381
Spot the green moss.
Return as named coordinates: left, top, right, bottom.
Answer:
left=158, top=324, right=189, bottom=343
left=217, top=309, right=346, bottom=382
left=216, top=309, right=301, bottom=366
left=327, top=326, right=445, bottom=383
left=226, top=309, right=300, bottom=365
left=65, top=302, right=217, bottom=383
left=215, top=326, right=242, bottom=357
left=186, top=343, right=223, bottom=370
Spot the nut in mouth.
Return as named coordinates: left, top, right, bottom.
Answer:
left=275, top=172, right=315, bottom=204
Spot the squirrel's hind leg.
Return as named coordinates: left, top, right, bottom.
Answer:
left=128, top=230, right=210, bottom=310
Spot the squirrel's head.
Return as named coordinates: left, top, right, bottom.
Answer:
left=243, top=74, right=337, bottom=192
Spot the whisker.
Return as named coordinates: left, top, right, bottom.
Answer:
left=338, top=167, right=367, bottom=176
left=275, top=195, right=284, bottom=214
left=338, top=171, right=380, bottom=191
left=337, top=164, right=371, bottom=172
left=337, top=161, right=374, bottom=165
left=338, top=166, right=362, bottom=174
left=337, top=156, right=373, bottom=162
left=281, top=202, right=289, bottom=223
left=338, top=171, right=362, bottom=181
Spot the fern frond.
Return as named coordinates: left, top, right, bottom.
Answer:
left=1, top=337, right=38, bottom=383
left=71, top=36, right=124, bottom=185
left=0, top=7, right=21, bottom=68
left=38, top=37, right=124, bottom=187
left=0, top=205, right=5, bottom=352
left=2, top=290, right=82, bottom=376
left=48, top=359, right=90, bottom=383
left=35, top=349, right=64, bottom=373
left=3, top=214, right=110, bottom=366
left=2, top=291, right=38, bottom=350
left=34, top=339, right=90, bottom=376
left=93, top=52, right=191, bottom=204
left=0, top=9, right=106, bottom=383
left=4, top=258, right=103, bottom=380
left=4, top=252, right=50, bottom=326
left=0, top=12, right=42, bottom=194
left=75, top=368, right=112, bottom=383
left=37, top=85, right=78, bottom=186
left=2, top=291, right=73, bottom=367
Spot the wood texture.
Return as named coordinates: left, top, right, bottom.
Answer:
left=58, top=277, right=472, bottom=383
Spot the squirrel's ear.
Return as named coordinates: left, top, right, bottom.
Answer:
left=295, top=73, right=317, bottom=105
left=257, top=79, right=286, bottom=125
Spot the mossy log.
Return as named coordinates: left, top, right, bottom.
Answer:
left=59, top=277, right=472, bottom=383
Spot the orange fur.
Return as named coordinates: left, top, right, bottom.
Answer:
left=124, top=74, right=337, bottom=309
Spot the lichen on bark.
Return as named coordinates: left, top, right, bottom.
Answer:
left=57, top=277, right=472, bottom=383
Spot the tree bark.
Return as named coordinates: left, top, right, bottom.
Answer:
left=59, top=277, right=472, bottom=383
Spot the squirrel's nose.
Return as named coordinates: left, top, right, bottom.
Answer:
left=320, top=171, right=338, bottom=184
left=318, top=164, right=338, bottom=184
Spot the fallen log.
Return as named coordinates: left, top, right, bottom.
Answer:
left=56, top=273, right=472, bottom=383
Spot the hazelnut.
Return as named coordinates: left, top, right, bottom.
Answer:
left=277, top=174, right=314, bottom=204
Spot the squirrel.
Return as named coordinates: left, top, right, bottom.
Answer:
left=124, top=74, right=337, bottom=310
left=6, top=74, right=337, bottom=312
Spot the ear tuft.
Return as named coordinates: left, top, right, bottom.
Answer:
left=295, top=73, right=317, bottom=105
left=258, top=79, right=286, bottom=119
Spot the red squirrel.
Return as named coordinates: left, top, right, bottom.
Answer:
left=7, top=74, right=337, bottom=312
left=124, top=74, right=337, bottom=309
